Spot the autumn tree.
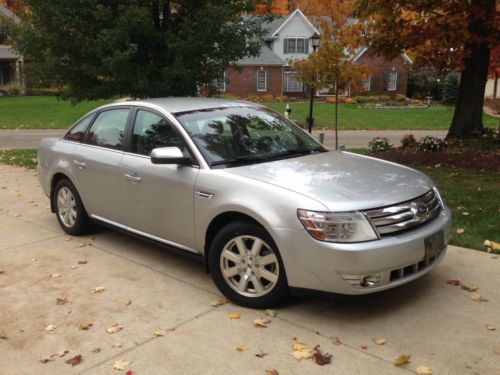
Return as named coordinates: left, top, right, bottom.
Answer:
left=293, top=0, right=370, bottom=148
left=3, top=0, right=266, bottom=101
left=355, top=0, right=500, bottom=139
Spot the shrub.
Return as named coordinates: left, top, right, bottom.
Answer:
left=418, top=136, right=448, bottom=152
left=260, top=94, right=275, bottom=102
left=401, top=134, right=416, bottom=148
left=395, top=94, right=407, bottom=101
left=246, top=94, right=261, bottom=103
left=442, top=73, right=459, bottom=105
left=353, top=96, right=371, bottom=103
left=33, top=87, right=61, bottom=96
left=368, top=137, right=393, bottom=152
left=219, top=93, right=238, bottom=100
left=345, top=97, right=358, bottom=104
left=379, top=95, right=391, bottom=101
left=275, top=95, right=288, bottom=103
left=6, top=84, right=23, bottom=96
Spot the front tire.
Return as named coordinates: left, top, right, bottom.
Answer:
left=54, top=178, right=92, bottom=236
left=209, top=221, right=288, bottom=308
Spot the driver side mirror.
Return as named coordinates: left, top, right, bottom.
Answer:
left=150, top=147, right=192, bottom=165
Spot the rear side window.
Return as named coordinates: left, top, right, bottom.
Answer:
left=131, top=110, right=186, bottom=156
left=65, top=115, right=93, bottom=142
left=87, top=109, right=129, bottom=150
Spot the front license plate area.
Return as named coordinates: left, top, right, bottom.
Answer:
left=425, top=231, right=445, bottom=259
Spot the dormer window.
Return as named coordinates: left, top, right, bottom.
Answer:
left=283, top=38, right=309, bottom=54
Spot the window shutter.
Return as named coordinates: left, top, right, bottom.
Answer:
left=283, top=39, right=287, bottom=54
left=267, top=70, right=271, bottom=92
left=305, top=38, right=309, bottom=54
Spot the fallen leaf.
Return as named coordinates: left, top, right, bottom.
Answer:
left=50, top=273, right=61, bottom=278
left=78, top=323, right=93, bottom=331
left=470, top=293, right=488, bottom=302
left=416, top=365, right=432, bottom=374
left=265, top=309, right=278, bottom=317
left=70, top=265, right=77, bottom=269
left=153, top=329, right=167, bottom=337
left=39, top=357, right=55, bottom=364
left=31, top=258, right=37, bottom=262
left=113, top=359, right=130, bottom=370
left=461, top=284, right=478, bottom=292
left=255, top=350, right=269, bottom=358
left=92, top=286, right=105, bottom=293
left=126, top=371, right=133, bottom=375
left=229, top=313, right=241, bottom=319
left=65, top=354, right=83, bottom=367
left=45, top=324, right=57, bottom=331
left=0, top=269, right=4, bottom=275
left=78, top=260, right=88, bottom=264
left=91, top=348, right=101, bottom=353
left=292, top=343, right=315, bottom=360
left=56, top=297, right=68, bottom=305
left=0, top=330, right=7, bottom=339
left=65, top=237, right=72, bottom=241
left=253, top=318, right=271, bottom=328
left=372, top=338, right=386, bottom=345
left=313, top=348, right=332, bottom=366
left=360, top=345, right=368, bottom=350
left=106, top=324, right=124, bottom=334
left=126, top=300, right=132, bottom=306
left=456, top=228, right=465, bottom=234
left=75, top=243, right=86, bottom=248
left=394, top=354, right=411, bottom=366
left=484, top=240, right=500, bottom=252
left=265, top=370, right=279, bottom=375
left=462, top=212, right=469, bottom=216
left=332, top=337, right=342, bottom=346
left=236, top=344, right=247, bottom=352
left=486, top=324, right=496, bottom=331
left=56, top=349, right=69, bottom=357
left=209, top=299, right=228, bottom=307
left=113, top=342, right=123, bottom=348
left=446, top=279, right=461, bottom=286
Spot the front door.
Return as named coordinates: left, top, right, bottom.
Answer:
left=118, top=109, right=199, bottom=250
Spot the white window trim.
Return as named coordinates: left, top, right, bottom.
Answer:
left=257, top=70, right=267, bottom=92
left=362, top=75, right=371, bottom=92
left=285, top=37, right=309, bottom=54
left=387, top=72, right=397, bottom=91
left=283, top=71, right=303, bottom=92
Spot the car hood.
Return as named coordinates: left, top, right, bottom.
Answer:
left=225, top=151, right=434, bottom=211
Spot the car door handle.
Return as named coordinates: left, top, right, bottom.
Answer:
left=73, top=160, right=86, bottom=170
left=123, top=173, right=142, bottom=183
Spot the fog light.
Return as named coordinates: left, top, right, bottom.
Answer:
left=360, top=276, right=380, bottom=288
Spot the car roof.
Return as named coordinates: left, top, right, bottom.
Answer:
left=112, top=97, right=263, bottom=114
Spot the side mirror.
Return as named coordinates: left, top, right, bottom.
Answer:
left=150, top=147, right=192, bottom=165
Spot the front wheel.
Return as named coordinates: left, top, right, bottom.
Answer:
left=209, top=221, right=288, bottom=308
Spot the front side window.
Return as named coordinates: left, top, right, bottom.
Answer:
left=175, top=107, right=325, bottom=167
left=387, top=71, right=398, bottom=91
left=65, top=114, right=94, bottom=142
left=131, top=110, right=186, bottom=156
left=87, top=108, right=129, bottom=150
left=257, top=70, right=267, bottom=92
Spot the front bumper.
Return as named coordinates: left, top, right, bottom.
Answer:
left=272, top=207, right=452, bottom=295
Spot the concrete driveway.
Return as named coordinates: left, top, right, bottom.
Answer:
left=0, top=165, right=499, bottom=375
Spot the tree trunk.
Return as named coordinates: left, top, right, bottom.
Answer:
left=447, top=43, right=490, bottom=139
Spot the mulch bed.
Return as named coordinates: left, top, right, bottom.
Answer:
left=370, top=147, right=500, bottom=172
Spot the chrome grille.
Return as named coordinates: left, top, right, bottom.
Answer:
left=365, top=188, right=442, bottom=235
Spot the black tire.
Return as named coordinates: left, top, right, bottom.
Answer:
left=209, top=221, right=289, bottom=308
left=53, top=178, right=93, bottom=236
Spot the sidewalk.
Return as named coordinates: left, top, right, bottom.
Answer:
left=0, top=128, right=448, bottom=150
left=0, top=165, right=499, bottom=374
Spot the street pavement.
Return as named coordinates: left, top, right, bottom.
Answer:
left=0, top=128, right=448, bottom=150
left=0, top=165, right=499, bottom=374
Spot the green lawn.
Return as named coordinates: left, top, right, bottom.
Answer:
left=1, top=147, right=497, bottom=252
left=0, top=96, right=113, bottom=129
left=265, top=102, right=499, bottom=130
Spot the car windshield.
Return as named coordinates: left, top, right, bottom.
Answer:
left=174, top=106, right=327, bottom=167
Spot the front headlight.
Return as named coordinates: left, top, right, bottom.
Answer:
left=297, top=209, right=379, bottom=243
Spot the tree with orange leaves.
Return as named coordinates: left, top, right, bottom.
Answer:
left=355, top=0, right=499, bottom=139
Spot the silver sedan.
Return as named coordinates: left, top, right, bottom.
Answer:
left=38, top=98, right=452, bottom=308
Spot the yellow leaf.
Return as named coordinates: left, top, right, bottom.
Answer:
left=106, top=324, right=124, bottom=334
left=372, top=338, right=386, bottom=345
left=78, top=323, right=93, bottom=331
left=229, top=313, right=241, bottom=319
left=45, top=324, right=56, bottom=331
left=50, top=273, right=61, bottom=278
left=394, top=354, right=411, bottom=366
left=91, top=286, right=105, bottom=293
left=209, top=299, right=228, bottom=307
left=456, top=228, right=465, bottom=234
left=292, top=342, right=314, bottom=361
left=486, top=324, right=496, bottom=331
left=113, top=359, right=130, bottom=371
left=253, top=318, right=271, bottom=328
left=236, top=344, right=247, bottom=352
left=484, top=240, right=500, bottom=251
left=154, top=329, right=167, bottom=337
left=57, top=350, right=69, bottom=357
left=461, top=284, right=478, bottom=292
left=470, top=293, right=488, bottom=302
left=265, top=369, right=279, bottom=375
left=416, top=365, right=432, bottom=374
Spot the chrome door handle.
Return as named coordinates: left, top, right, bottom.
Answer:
left=73, top=160, right=86, bottom=170
left=124, top=173, right=142, bottom=183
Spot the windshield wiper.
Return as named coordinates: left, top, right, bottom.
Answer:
left=267, top=147, right=325, bottom=160
left=211, top=154, right=268, bottom=167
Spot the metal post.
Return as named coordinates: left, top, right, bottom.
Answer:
left=307, top=44, right=319, bottom=134
left=335, top=82, right=339, bottom=150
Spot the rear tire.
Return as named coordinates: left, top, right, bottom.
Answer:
left=53, top=178, right=92, bottom=236
left=209, top=221, right=288, bottom=308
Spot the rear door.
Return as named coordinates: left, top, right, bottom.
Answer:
left=118, top=108, right=200, bottom=250
left=72, top=107, right=131, bottom=222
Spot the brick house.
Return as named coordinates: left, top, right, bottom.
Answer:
left=0, top=4, right=22, bottom=89
left=218, top=9, right=412, bottom=98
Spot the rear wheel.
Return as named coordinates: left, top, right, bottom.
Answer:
left=209, top=221, right=288, bottom=308
left=54, top=179, right=92, bottom=236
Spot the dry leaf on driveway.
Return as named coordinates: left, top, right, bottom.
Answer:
left=332, top=337, right=342, bottom=346
left=92, top=286, right=105, bottom=294
left=153, top=329, right=167, bottom=337
left=209, top=299, right=228, bottom=307
left=45, top=324, right=56, bottom=331
left=265, top=370, right=279, bottom=375
left=470, top=293, right=488, bottom=302
left=0, top=269, right=5, bottom=275
left=56, top=349, right=69, bottom=357
left=56, top=297, right=68, bottom=305
left=461, top=283, right=479, bottom=292
left=106, top=324, right=124, bottom=334
left=113, top=342, right=123, bottom=348
left=229, top=313, right=241, bottom=319
left=292, top=343, right=315, bottom=361
left=265, top=309, right=278, bottom=317
left=446, top=279, right=461, bottom=286
left=372, top=338, right=386, bottom=345
left=253, top=318, right=271, bottom=328
left=50, top=273, right=61, bottom=278
left=486, top=324, right=496, bottom=331
left=65, top=354, right=83, bottom=367
left=78, top=323, right=93, bottom=331
left=313, top=347, right=332, bottom=366
left=416, top=365, right=432, bottom=374
left=255, top=350, right=269, bottom=358
left=91, top=348, right=101, bottom=353
left=236, top=344, right=247, bottom=352
left=113, top=359, right=130, bottom=371
left=39, top=357, right=55, bottom=364
left=394, top=354, right=411, bottom=366
left=0, top=330, right=7, bottom=340
left=78, top=260, right=88, bottom=264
